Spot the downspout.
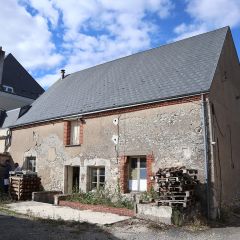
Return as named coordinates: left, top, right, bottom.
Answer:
left=5, top=129, right=12, bottom=151
left=201, top=94, right=210, bottom=218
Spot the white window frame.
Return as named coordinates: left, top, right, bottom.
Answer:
left=26, top=156, right=36, bottom=172
left=70, top=121, right=80, bottom=145
left=128, top=156, right=147, bottom=192
left=2, top=85, right=14, bottom=93
left=89, top=167, right=105, bottom=191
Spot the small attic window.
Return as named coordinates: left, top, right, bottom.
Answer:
left=3, top=85, right=14, bottom=93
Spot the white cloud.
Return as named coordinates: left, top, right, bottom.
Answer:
left=0, top=0, right=63, bottom=70
left=41, top=0, right=174, bottom=87
left=1, top=0, right=174, bottom=88
left=37, top=72, right=60, bottom=88
left=174, top=0, right=240, bottom=41
left=186, top=0, right=240, bottom=27
left=23, top=0, right=59, bottom=27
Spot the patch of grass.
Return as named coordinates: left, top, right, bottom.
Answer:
left=67, top=188, right=134, bottom=210
left=0, top=192, right=12, bottom=205
left=183, top=214, right=208, bottom=232
left=0, top=206, right=19, bottom=216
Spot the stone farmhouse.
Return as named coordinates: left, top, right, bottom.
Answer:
left=0, top=27, right=240, bottom=218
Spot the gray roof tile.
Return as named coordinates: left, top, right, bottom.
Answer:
left=12, top=27, right=229, bottom=127
left=1, top=108, right=20, bottom=128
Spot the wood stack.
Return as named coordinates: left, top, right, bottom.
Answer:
left=155, top=167, right=198, bottom=208
left=9, top=173, right=41, bottom=200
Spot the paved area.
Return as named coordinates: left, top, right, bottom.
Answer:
left=7, top=201, right=130, bottom=225
left=1, top=210, right=240, bottom=240
left=2, top=202, right=240, bottom=240
left=0, top=211, right=116, bottom=240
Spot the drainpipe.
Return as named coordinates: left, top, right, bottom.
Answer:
left=201, top=94, right=210, bottom=218
left=5, top=129, right=12, bottom=151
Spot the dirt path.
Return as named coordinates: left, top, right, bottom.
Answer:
left=1, top=209, right=240, bottom=240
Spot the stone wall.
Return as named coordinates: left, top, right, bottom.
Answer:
left=209, top=29, right=240, bottom=217
left=9, top=99, right=205, bottom=195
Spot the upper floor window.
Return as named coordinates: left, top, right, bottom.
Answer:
left=2, top=85, right=14, bottom=93
left=70, top=121, right=80, bottom=145
left=64, top=120, right=83, bottom=146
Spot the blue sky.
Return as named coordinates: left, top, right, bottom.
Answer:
left=0, top=0, right=239, bottom=89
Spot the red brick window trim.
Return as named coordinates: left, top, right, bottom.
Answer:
left=63, top=121, right=71, bottom=146
left=119, top=154, right=154, bottom=193
left=64, top=120, right=83, bottom=146
left=146, top=154, right=154, bottom=192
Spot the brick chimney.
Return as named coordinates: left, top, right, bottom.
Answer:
left=0, top=47, right=5, bottom=86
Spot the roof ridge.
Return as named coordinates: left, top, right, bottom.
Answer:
left=66, top=26, right=229, bottom=78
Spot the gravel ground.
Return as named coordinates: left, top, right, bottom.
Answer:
left=1, top=209, right=240, bottom=240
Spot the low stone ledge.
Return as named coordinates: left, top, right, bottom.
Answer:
left=54, top=194, right=70, bottom=205
left=32, top=191, right=62, bottom=204
left=59, top=200, right=135, bottom=217
left=136, top=203, right=172, bottom=225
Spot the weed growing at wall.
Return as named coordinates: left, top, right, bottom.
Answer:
left=67, top=188, right=134, bottom=210
left=0, top=191, right=12, bottom=205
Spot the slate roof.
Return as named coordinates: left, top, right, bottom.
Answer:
left=0, top=108, right=20, bottom=128
left=1, top=54, right=44, bottom=99
left=9, top=27, right=229, bottom=127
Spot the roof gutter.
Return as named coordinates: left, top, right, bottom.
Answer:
left=11, top=91, right=209, bottom=129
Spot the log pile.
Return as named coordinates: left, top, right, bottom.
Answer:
left=155, top=167, right=199, bottom=208
left=9, top=173, right=41, bottom=201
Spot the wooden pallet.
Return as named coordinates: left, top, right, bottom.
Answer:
left=158, top=199, right=195, bottom=208
left=158, top=195, right=192, bottom=201
left=9, top=175, right=41, bottom=201
left=159, top=190, right=194, bottom=197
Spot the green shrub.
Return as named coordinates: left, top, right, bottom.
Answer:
left=67, top=186, right=134, bottom=210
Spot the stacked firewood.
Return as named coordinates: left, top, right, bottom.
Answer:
left=9, top=173, right=41, bottom=201
left=155, top=167, right=199, bottom=208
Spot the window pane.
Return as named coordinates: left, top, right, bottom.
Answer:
left=70, top=121, right=80, bottom=145
left=27, top=157, right=36, bottom=172
left=92, top=168, right=97, bottom=176
left=140, top=169, right=147, bottom=179
left=99, top=168, right=105, bottom=175
left=90, top=167, right=105, bottom=191
left=129, top=168, right=138, bottom=180
left=140, top=158, right=146, bottom=168
left=131, top=158, right=138, bottom=168
left=99, top=176, right=105, bottom=183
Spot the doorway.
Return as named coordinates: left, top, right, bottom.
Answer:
left=64, top=166, right=80, bottom=194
